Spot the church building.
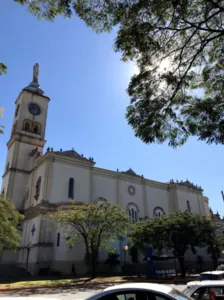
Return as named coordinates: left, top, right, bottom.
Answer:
left=0, top=64, right=212, bottom=275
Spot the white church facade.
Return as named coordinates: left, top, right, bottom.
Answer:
left=0, top=65, right=212, bottom=275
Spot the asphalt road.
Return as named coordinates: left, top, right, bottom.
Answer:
left=0, top=284, right=186, bottom=300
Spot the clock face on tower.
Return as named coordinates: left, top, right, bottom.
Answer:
left=28, top=102, right=41, bottom=116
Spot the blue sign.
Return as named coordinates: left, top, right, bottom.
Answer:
left=146, top=246, right=153, bottom=279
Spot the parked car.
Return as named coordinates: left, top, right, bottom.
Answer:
left=183, top=280, right=224, bottom=300
left=198, top=271, right=224, bottom=281
left=85, top=283, right=192, bottom=300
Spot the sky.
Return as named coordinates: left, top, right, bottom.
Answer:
left=0, top=0, right=223, bottom=215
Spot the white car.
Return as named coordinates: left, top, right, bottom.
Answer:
left=183, top=280, right=224, bottom=299
left=85, top=283, right=192, bottom=300
left=198, top=271, right=224, bottom=281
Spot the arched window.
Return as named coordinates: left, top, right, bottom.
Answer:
left=15, top=104, right=20, bottom=117
left=33, top=122, right=41, bottom=134
left=153, top=207, right=165, bottom=217
left=186, top=200, right=191, bottom=212
left=127, top=202, right=139, bottom=223
left=1, top=188, right=4, bottom=196
left=95, top=197, right=108, bottom=208
left=23, top=120, right=32, bottom=132
left=34, top=176, right=41, bottom=200
left=68, top=178, right=74, bottom=199
left=57, top=233, right=60, bottom=247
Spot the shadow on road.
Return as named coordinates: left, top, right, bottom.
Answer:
left=0, top=284, right=110, bottom=297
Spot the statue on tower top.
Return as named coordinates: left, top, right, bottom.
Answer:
left=33, top=63, right=39, bottom=83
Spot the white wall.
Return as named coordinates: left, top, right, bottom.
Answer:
left=52, top=228, right=86, bottom=262
left=1, top=172, right=10, bottom=195
left=49, top=161, right=91, bottom=203
left=16, top=143, right=37, bottom=171
left=3, top=143, right=15, bottom=170
left=146, top=186, right=169, bottom=218
left=11, top=172, right=30, bottom=208
left=119, top=180, right=144, bottom=217
left=92, top=173, right=117, bottom=203
left=176, top=189, right=202, bottom=213
left=17, top=215, right=41, bottom=264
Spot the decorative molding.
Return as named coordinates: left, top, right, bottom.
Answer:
left=7, top=132, right=46, bottom=149
left=2, top=167, right=30, bottom=178
left=20, top=242, right=53, bottom=250
left=128, top=185, right=135, bottom=195
left=127, top=202, right=140, bottom=212
left=24, top=201, right=84, bottom=220
left=153, top=206, right=166, bottom=217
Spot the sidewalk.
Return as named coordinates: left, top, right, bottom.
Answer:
left=0, top=277, right=191, bottom=292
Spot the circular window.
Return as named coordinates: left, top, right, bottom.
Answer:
left=128, top=185, right=135, bottom=195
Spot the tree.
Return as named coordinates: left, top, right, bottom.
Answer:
left=0, top=107, right=4, bottom=135
left=0, top=194, right=24, bottom=253
left=49, top=199, right=130, bottom=277
left=0, top=63, right=7, bottom=76
left=130, top=211, right=215, bottom=277
left=207, top=234, right=224, bottom=269
left=15, top=0, right=224, bottom=147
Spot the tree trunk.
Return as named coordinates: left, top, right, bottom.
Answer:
left=91, top=250, right=98, bottom=278
left=91, top=254, right=96, bottom=278
left=178, top=256, right=186, bottom=278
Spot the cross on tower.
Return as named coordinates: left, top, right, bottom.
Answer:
left=31, top=224, right=36, bottom=236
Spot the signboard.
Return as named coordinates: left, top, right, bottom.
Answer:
left=146, top=246, right=153, bottom=279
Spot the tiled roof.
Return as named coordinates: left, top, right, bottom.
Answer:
left=121, top=168, right=142, bottom=177
left=50, top=149, right=94, bottom=163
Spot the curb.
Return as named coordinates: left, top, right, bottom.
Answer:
left=0, top=281, right=124, bottom=292
left=0, top=279, right=188, bottom=292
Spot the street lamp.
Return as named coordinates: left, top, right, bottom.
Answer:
left=122, top=245, right=129, bottom=265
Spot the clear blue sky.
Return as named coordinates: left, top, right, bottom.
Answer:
left=1, top=0, right=223, bottom=215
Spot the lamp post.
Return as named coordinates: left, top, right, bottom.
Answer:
left=122, top=245, right=129, bottom=265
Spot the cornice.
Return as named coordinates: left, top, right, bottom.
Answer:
left=24, top=201, right=84, bottom=220
left=7, top=132, right=46, bottom=149
left=37, top=152, right=94, bottom=169
left=15, top=89, right=50, bottom=105
left=2, top=167, right=30, bottom=179
left=92, top=167, right=168, bottom=190
left=20, top=242, right=53, bottom=249
left=174, top=184, right=203, bottom=195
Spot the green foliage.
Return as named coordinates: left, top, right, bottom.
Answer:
left=0, top=63, right=7, bottom=75
left=0, top=108, right=4, bottom=135
left=131, top=211, right=215, bottom=277
left=207, top=234, right=224, bottom=266
left=49, top=199, right=130, bottom=276
left=14, top=0, right=73, bottom=20
left=14, top=0, right=224, bottom=146
left=0, top=194, right=24, bottom=253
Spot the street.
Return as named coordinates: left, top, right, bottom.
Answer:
left=0, top=284, right=186, bottom=300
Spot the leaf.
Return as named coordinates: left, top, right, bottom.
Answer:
left=0, top=195, right=24, bottom=252
left=49, top=199, right=131, bottom=275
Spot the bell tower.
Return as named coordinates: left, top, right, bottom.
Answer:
left=1, top=64, right=50, bottom=210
